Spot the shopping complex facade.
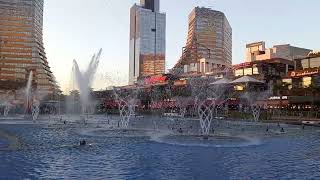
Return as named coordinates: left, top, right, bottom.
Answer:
left=103, top=2, right=320, bottom=116
left=101, top=41, right=319, bottom=116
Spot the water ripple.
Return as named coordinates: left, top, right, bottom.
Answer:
left=0, top=123, right=320, bottom=179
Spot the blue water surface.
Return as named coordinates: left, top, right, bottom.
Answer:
left=0, top=139, right=7, bottom=148
left=0, top=123, right=320, bottom=180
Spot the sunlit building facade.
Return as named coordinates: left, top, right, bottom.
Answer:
left=0, top=0, right=55, bottom=93
left=129, top=0, right=166, bottom=84
left=173, top=7, right=232, bottom=74
left=245, top=41, right=311, bottom=63
left=283, top=52, right=320, bottom=89
left=233, top=41, right=311, bottom=89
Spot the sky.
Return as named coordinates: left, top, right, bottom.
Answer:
left=43, top=0, right=320, bottom=93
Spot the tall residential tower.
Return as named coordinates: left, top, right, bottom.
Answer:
left=0, top=0, right=55, bottom=93
left=173, top=7, right=232, bottom=74
left=129, top=0, right=166, bottom=84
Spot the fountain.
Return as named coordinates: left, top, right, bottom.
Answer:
left=242, top=84, right=272, bottom=122
left=3, top=102, right=11, bottom=117
left=71, top=48, right=102, bottom=120
left=31, top=100, right=40, bottom=121
left=189, top=77, right=231, bottom=136
left=0, top=92, right=11, bottom=117
left=251, top=104, right=261, bottom=122
left=197, top=100, right=215, bottom=135
left=112, top=87, right=139, bottom=129
left=1, top=70, right=315, bottom=180
left=118, top=99, right=135, bottom=128
left=173, top=96, right=190, bottom=118
left=25, top=71, right=33, bottom=113
left=0, top=101, right=11, bottom=117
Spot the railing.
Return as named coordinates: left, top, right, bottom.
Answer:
left=226, top=109, right=320, bottom=122
left=270, top=110, right=320, bottom=121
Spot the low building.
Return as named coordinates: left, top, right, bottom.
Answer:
left=233, top=41, right=311, bottom=86
left=283, top=52, right=320, bottom=90
left=245, top=41, right=311, bottom=63
left=230, top=42, right=315, bottom=109
left=276, top=52, right=320, bottom=109
left=233, top=58, right=294, bottom=84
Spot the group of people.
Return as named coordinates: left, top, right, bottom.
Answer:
left=265, top=125, right=285, bottom=133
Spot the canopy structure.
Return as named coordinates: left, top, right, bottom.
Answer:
left=210, top=78, right=232, bottom=85
left=231, top=76, right=264, bottom=84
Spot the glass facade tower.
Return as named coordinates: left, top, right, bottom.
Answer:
left=129, top=0, right=166, bottom=85
left=187, top=7, right=232, bottom=66
left=140, top=0, right=159, bottom=12
left=173, top=7, right=232, bottom=74
left=0, top=0, right=55, bottom=92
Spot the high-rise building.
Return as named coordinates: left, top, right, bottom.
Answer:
left=173, top=7, right=232, bottom=74
left=129, top=0, right=166, bottom=85
left=140, top=0, right=159, bottom=12
left=0, top=0, right=56, bottom=93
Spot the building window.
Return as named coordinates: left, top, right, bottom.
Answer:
left=310, top=57, right=320, bottom=68
left=301, top=59, right=309, bottom=69
left=235, top=85, right=244, bottom=91
left=244, top=68, right=252, bottom=75
left=282, top=78, right=293, bottom=90
left=235, top=69, right=243, bottom=77
left=201, top=62, right=205, bottom=73
left=253, top=67, right=259, bottom=75
left=302, top=76, right=312, bottom=88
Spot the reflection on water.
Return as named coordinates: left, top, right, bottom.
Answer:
left=0, top=119, right=320, bottom=179
left=151, top=134, right=262, bottom=148
left=0, top=139, right=7, bottom=148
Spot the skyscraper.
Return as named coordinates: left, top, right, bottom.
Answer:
left=129, top=0, right=166, bottom=85
left=140, top=0, right=159, bottom=12
left=0, top=0, right=55, bottom=93
left=173, top=7, right=232, bottom=74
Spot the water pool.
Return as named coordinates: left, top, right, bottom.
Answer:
left=0, top=119, right=320, bottom=179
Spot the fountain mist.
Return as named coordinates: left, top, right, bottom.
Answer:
left=25, top=71, right=33, bottom=114
left=72, top=49, right=102, bottom=114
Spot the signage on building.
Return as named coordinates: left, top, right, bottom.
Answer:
left=144, top=75, right=167, bottom=85
left=290, top=68, right=320, bottom=77
left=269, top=96, right=288, bottom=100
